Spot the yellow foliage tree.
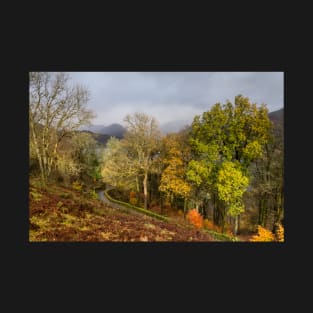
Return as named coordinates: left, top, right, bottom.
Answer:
left=159, top=133, right=191, bottom=211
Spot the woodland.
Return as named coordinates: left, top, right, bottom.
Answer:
left=29, top=72, right=284, bottom=242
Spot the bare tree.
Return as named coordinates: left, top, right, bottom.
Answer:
left=29, top=72, right=95, bottom=185
left=123, top=112, right=161, bottom=210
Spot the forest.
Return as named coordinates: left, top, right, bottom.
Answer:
left=29, top=72, right=284, bottom=242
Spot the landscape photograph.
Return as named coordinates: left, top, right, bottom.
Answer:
left=29, top=71, right=284, bottom=242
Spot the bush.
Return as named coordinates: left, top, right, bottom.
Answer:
left=177, top=210, right=183, bottom=216
left=203, top=218, right=213, bottom=229
left=203, top=218, right=222, bottom=232
left=186, top=209, right=203, bottom=229
left=249, top=225, right=275, bottom=242
left=274, top=223, right=284, bottom=242
left=129, top=190, right=138, bottom=205
left=129, top=197, right=138, bottom=205
left=30, top=190, right=42, bottom=202
left=59, top=192, right=71, bottom=199
left=72, top=180, right=83, bottom=192
left=129, top=191, right=137, bottom=199
left=89, top=189, right=98, bottom=200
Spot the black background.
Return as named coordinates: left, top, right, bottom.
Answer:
left=3, top=5, right=304, bottom=311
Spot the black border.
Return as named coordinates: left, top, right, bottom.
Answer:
left=3, top=4, right=302, bottom=307
left=8, top=62, right=297, bottom=303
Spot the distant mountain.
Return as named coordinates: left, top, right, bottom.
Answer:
left=99, top=123, right=126, bottom=138
left=268, top=108, right=284, bottom=123
left=82, top=123, right=126, bottom=138
left=160, top=119, right=190, bottom=134
left=84, top=125, right=105, bottom=133
left=80, top=130, right=112, bottom=146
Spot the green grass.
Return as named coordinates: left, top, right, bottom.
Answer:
left=104, top=189, right=169, bottom=221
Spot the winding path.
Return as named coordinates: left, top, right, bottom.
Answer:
left=97, top=188, right=148, bottom=217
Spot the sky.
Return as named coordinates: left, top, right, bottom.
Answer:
left=67, top=72, right=284, bottom=127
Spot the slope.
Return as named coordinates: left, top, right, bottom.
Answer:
left=29, top=178, right=215, bottom=242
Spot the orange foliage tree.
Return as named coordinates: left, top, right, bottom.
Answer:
left=186, top=209, right=203, bottom=229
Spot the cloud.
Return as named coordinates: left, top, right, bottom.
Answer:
left=67, top=72, right=284, bottom=126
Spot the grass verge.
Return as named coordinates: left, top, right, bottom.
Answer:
left=104, top=189, right=169, bottom=221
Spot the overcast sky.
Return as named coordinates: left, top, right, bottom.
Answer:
left=67, top=72, right=284, bottom=127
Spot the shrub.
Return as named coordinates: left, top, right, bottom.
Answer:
left=203, top=218, right=213, bottom=229
left=177, top=209, right=183, bottom=216
left=129, top=197, right=138, bottom=205
left=186, top=209, right=203, bottom=229
left=59, top=192, right=71, bottom=199
left=129, top=190, right=138, bottom=205
left=30, top=190, right=42, bottom=202
left=129, top=191, right=137, bottom=199
left=274, top=223, right=284, bottom=242
left=89, top=189, right=98, bottom=199
left=72, top=180, right=83, bottom=192
left=203, top=218, right=222, bottom=232
left=249, top=225, right=275, bottom=242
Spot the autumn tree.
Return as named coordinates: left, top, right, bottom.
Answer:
left=251, top=118, right=284, bottom=229
left=101, top=137, right=138, bottom=190
left=159, top=132, right=192, bottom=217
left=188, top=95, right=271, bottom=233
left=29, top=72, right=95, bottom=186
left=123, top=112, right=161, bottom=210
left=67, top=131, right=101, bottom=183
left=216, top=161, right=249, bottom=235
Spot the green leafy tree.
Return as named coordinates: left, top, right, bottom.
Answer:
left=216, top=161, right=249, bottom=235
left=188, top=95, right=271, bottom=232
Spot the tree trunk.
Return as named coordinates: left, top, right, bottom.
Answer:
left=30, top=123, right=46, bottom=186
left=135, top=176, right=140, bottom=204
left=233, top=215, right=239, bottom=236
left=258, top=197, right=266, bottom=226
left=183, top=198, right=187, bottom=220
left=221, top=207, right=226, bottom=233
left=143, top=171, right=148, bottom=210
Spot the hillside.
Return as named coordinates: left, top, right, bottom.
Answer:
left=268, top=108, right=284, bottom=123
left=29, top=178, right=216, bottom=242
left=99, top=123, right=126, bottom=138
left=80, top=130, right=111, bottom=146
left=83, top=123, right=126, bottom=138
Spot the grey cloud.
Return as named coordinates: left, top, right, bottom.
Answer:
left=67, top=72, right=284, bottom=126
